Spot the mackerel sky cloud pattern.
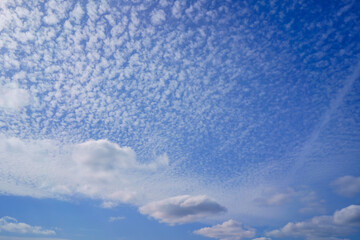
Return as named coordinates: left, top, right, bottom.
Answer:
left=0, top=0, right=360, bottom=240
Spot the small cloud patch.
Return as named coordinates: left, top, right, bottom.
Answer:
left=139, top=195, right=226, bottom=225
left=194, top=220, right=255, bottom=240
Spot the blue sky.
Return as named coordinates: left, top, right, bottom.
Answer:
left=0, top=0, right=360, bottom=239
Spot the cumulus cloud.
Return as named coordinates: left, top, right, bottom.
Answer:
left=0, top=86, right=29, bottom=110
left=194, top=220, right=255, bottom=240
left=267, top=205, right=360, bottom=240
left=72, top=140, right=169, bottom=180
left=139, top=195, right=226, bottom=225
left=0, top=216, right=55, bottom=235
left=333, top=205, right=360, bottom=226
left=331, top=176, right=360, bottom=197
left=0, top=135, right=169, bottom=207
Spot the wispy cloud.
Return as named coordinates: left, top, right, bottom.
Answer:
left=108, top=216, right=125, bottom=222
left=331, top=176, right=360, bottom=197
left=0, top=217, right=55, bottom=235
left=0, top=237, right=67, bottom=240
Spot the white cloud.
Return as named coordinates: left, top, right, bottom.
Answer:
left=252, top=238, right=271, bottom=240
left=331, top=176, right=360, bottom=197
left=108, top=216, right=125, bottom=222
left=0, top=86, right=29, bottom=110
left=254, top=187, right=295, bottom=206
left=194, top=220, right=255, bottom=240
left=43, top=12, right=59, bottom=25
left=0, top=216, right=55, bottom=235
left=139, top=195, right=226, bottom=225
left=0, top=237, right=67, bottom=240
left=0, top=135, right=170, bottom=207
left=70, top=2, right=84, bottom=24
left=299, top=191, right=326, bottom=214
left=267, top=205, right=360, bottom=240
left=73, top=139, right=168, bottom=173
left=333, top=205, right=360, bottom=226
left=159, top=0, right=168, bottom=7
left=151, top=9, right=166, bottom=25
left=172, top=1, right=183, bottom=18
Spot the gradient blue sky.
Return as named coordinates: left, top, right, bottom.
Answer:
left=0, top=0, right=360, bottom=240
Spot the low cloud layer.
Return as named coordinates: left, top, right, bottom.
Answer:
left=0, top=135, right=170, bottom=207
left=139, top=195, right=226, bottom=225
left=267, top=205, right=360, bottom=240
left=331, top=176, right=360, bottom=197
left=194, top=220, right=255, bottom=240
left=0, top=216, right=55, bottom=235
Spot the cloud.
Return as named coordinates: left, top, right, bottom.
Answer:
left=0, top=216, right=55, bottom=235
left=150, top=9, right=166, bottom=25
left=73, top=139, right=168, bottom=172
left=108, top=216, right=125, bottom=222
left=252, top=238, right=271, bottom=240
left=254, top=188, right=295, bottom=206
left=331, top=176, right=360, bottom=197
left=194, top=220, right=255, bottom=240
left=333, top=205, right=360, bottom=226
left=298, top=191, right=326, bottom=214
left=139, top=195, right=226, bottom=225
left=0, top=237, right=67, bottom=240
left=267, top=205, right=360, bottom=240
left=0, top=86, right=29, bottom=110
left=0, top=135, right=169, bottom=207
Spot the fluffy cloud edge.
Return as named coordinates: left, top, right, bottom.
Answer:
left=194, top=220, right=255, bottom=240
left=266, top=205, right=360, bottom=239
left=139, top=195, right=227, bottom=225
left=0, top=135, right=169, bottom=207
left=0, top=216, right=56, bottom=235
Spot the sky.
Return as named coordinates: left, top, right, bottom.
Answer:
left=0, top=0, right=360, bottom=240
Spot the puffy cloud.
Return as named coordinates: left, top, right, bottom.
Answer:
left=267, top=205, right=360, bottom=240
left=0, top=86, right=29, bottom=110
left=72, top=139, right=168, bottom=176
left=139, top=195, right=226, bottom=225
left=252, top=238, right=271, bottom=240
left=150, top=9, right=166, bottom=25
left=0, top=135, right=169, bottom=207
left=333, top=205, right=360, bottom=226
left=331, top=176, right=360, bottom=197
left=194, top=220, right=255, bottom=240
left=0, top=216, right=55, bottom=235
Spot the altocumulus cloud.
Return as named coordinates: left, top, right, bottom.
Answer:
left=331, top=176, right=360, bottom=197
left=0, top=216, right=55, bottom=235
left=0, top=85, right=29, bottom=110
left=194, top=220, right=255, bottom=240
left=139, top=195, right=226, bottom=225
left=267, top=205, right=360, bottom=240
